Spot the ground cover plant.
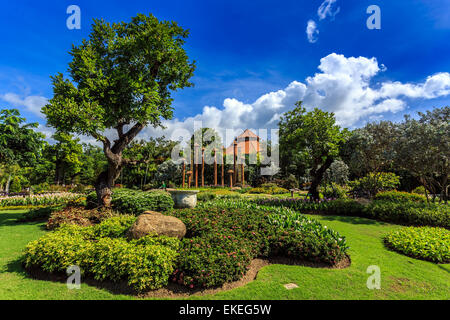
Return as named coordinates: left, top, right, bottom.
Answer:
left=384, top=227, right=450, bottom=263
left=374, top=191, right=427, bottom=203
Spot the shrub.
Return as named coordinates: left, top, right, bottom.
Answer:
left=197, top=192, right=216, bottom=202
left=248, top=185, right=289, bottom=195
left=384, top=227, right=450, bottom=263
left=87, top=188, right=174, bottom=214
left=169, top=202, right=348, bottom=288
left=92, top=215, right=136, bottom=238
left=374, top=190, right=427, bottom=203
left=23, top=218, right=180, bottom=292
left=321, top=183, right=348, bottom=199
left=46, top=206, right=117, bottom=230
left=349, top=172, right=400, bottom=198
left=412, top=186, right=426, bottom=195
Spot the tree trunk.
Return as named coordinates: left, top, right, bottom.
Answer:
left=95, top=164, right=122, bottom=207
left=309, top=157, right=334, bottom=200
left=5, top=174, right=11, bottom=194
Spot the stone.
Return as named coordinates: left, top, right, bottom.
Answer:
left=283, top=283, right=299, bottom=290
left=167, top=189, right=199, bottom=208
left=127, top=211, right=186, bottom=239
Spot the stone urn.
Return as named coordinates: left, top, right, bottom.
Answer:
left=167, top=189, right=199, bottom=208
left=127, top=211, right=186, bottom=239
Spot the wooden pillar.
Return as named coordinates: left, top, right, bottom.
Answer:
left=221, top=147, right=225, bottom=187
left=241, top=162, right=244, bottom=186
left=191, top=147, right=194, bottom=188
left=233, top=140, right=237, bottom=184
left=214, top=148, right=217, bottom=186
left=201, top=147, right=205, bottom=187
left=182, top=161, right=186, bottom=188
left=187, top=171, right=192, bottom=188
left=194, top=143, right=199, bottom=188
left=228, top=170, right=234, bottom=188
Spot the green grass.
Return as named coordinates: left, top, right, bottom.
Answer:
left=1, top=209, right=449, bottom=300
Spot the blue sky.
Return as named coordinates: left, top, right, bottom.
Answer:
left=0, top=0, right=449, bottom=143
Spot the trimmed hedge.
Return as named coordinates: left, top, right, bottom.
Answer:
left=384, top=227, right=450, bottom=263
left=23, top=218, right=179, bottom=292
left=374, top=190, right=427, bottom=203
left=87, top=188, right=174, bottom=214
left=256, top=198, right=450, bottom=229
left=169, top=200, right=348, bottom=288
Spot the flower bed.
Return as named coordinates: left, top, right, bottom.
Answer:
left=0, top=192, right=82, bottom=207
left=169, top=199, right=349, bottom=288
left=384, top=226, right=450, bottom=263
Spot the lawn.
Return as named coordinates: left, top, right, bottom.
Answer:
left=0, top=209, right=448, bottom=300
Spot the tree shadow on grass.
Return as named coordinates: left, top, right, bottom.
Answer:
left=0, top=211, right=47, bottom=227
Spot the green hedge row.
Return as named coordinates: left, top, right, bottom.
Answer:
left=256, top=198, right=450, bottom=229
left=87, top=188, right=174, bottom=214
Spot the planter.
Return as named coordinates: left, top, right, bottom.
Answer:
left=167, top=189, right=199, bottom=208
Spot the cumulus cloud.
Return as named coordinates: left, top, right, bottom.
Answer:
left=138, top=53, right=450, bottom=143
left=0, top=93, right=47, bottom=117
left=317, top=0, right=340, bottom=20
left=306, top=20, right=319, bottom=43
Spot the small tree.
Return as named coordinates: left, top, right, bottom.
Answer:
left=279, top=102, right=348, bottom=200
left=43, top=14, right=195, bottom=206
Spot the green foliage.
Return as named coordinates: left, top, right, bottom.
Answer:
left=412, top=186, right=426, bottom=195
left=349, top=172, right=400, bottom=198
left=321, top=183, right=348, bottom=199
left=324, top=160, right=349, bottom=185
left=92, top=215, right=136, bottom=238
left=87, top=188, right=174, bottom=214
left=23, top=218, right=180, bottom=292
left=9, top=176, right=22, bottom=193
left=169, top=201, right=348, bottom=288
left=279, top=102, right=349, bottom=199
left=154, top=160, right=182, bottom=185
left=197, top=192, right=217, bottom=202
left=248, top=183, right=289, bottom=195
left=17, top=206, right=63, bottom=222
left=374, top=190, right=427, bottom=203
left=384, top=227, right=450, bottom=263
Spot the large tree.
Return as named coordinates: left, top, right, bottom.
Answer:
left=394, top=107, right=449, bottom=202
left=43, top=14, right=195, bottom=206
left=279, top=102, right=348, bottom=200
left=0, top=109, right=45, bottom=192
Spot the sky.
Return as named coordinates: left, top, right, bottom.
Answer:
left=0, top=0, right=449, bottom=146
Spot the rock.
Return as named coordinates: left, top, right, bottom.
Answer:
left=127, top=211, right=186, bottom=239
left=166, top=189, right=199, bottom=208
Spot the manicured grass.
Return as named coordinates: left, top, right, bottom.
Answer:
left=1, top=209, right=449, bottom=300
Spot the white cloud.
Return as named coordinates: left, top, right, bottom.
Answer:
left=138, top=53, right=450, bottom=142
left=0, top=93, right=47, bottom=117
left=306, top=20, right=319, bottom=43
left=317, top=0, right=340, bottom=20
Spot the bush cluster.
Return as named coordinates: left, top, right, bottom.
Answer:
left=169, top=200, right=348, bottom=288
left=248, top=183, right=289, bottom=195
left=349, top=172, right=400, bottom=198
left=87, top=188, right=174, bottom=214
left=256, top=198, right=450, bottom=229
left=374, top=190, right=427, bottom=203
left=384, top=226, right=450, bottom=263
left=23, top=217, right=180, bottom=292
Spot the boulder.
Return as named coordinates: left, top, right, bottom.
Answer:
left=127, top=211, right=186, bottom=239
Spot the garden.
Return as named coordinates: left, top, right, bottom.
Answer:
left=0, top=13, right=448, bottom=300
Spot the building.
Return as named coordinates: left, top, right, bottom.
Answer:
left=225, top=129, right=260, bottom=155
